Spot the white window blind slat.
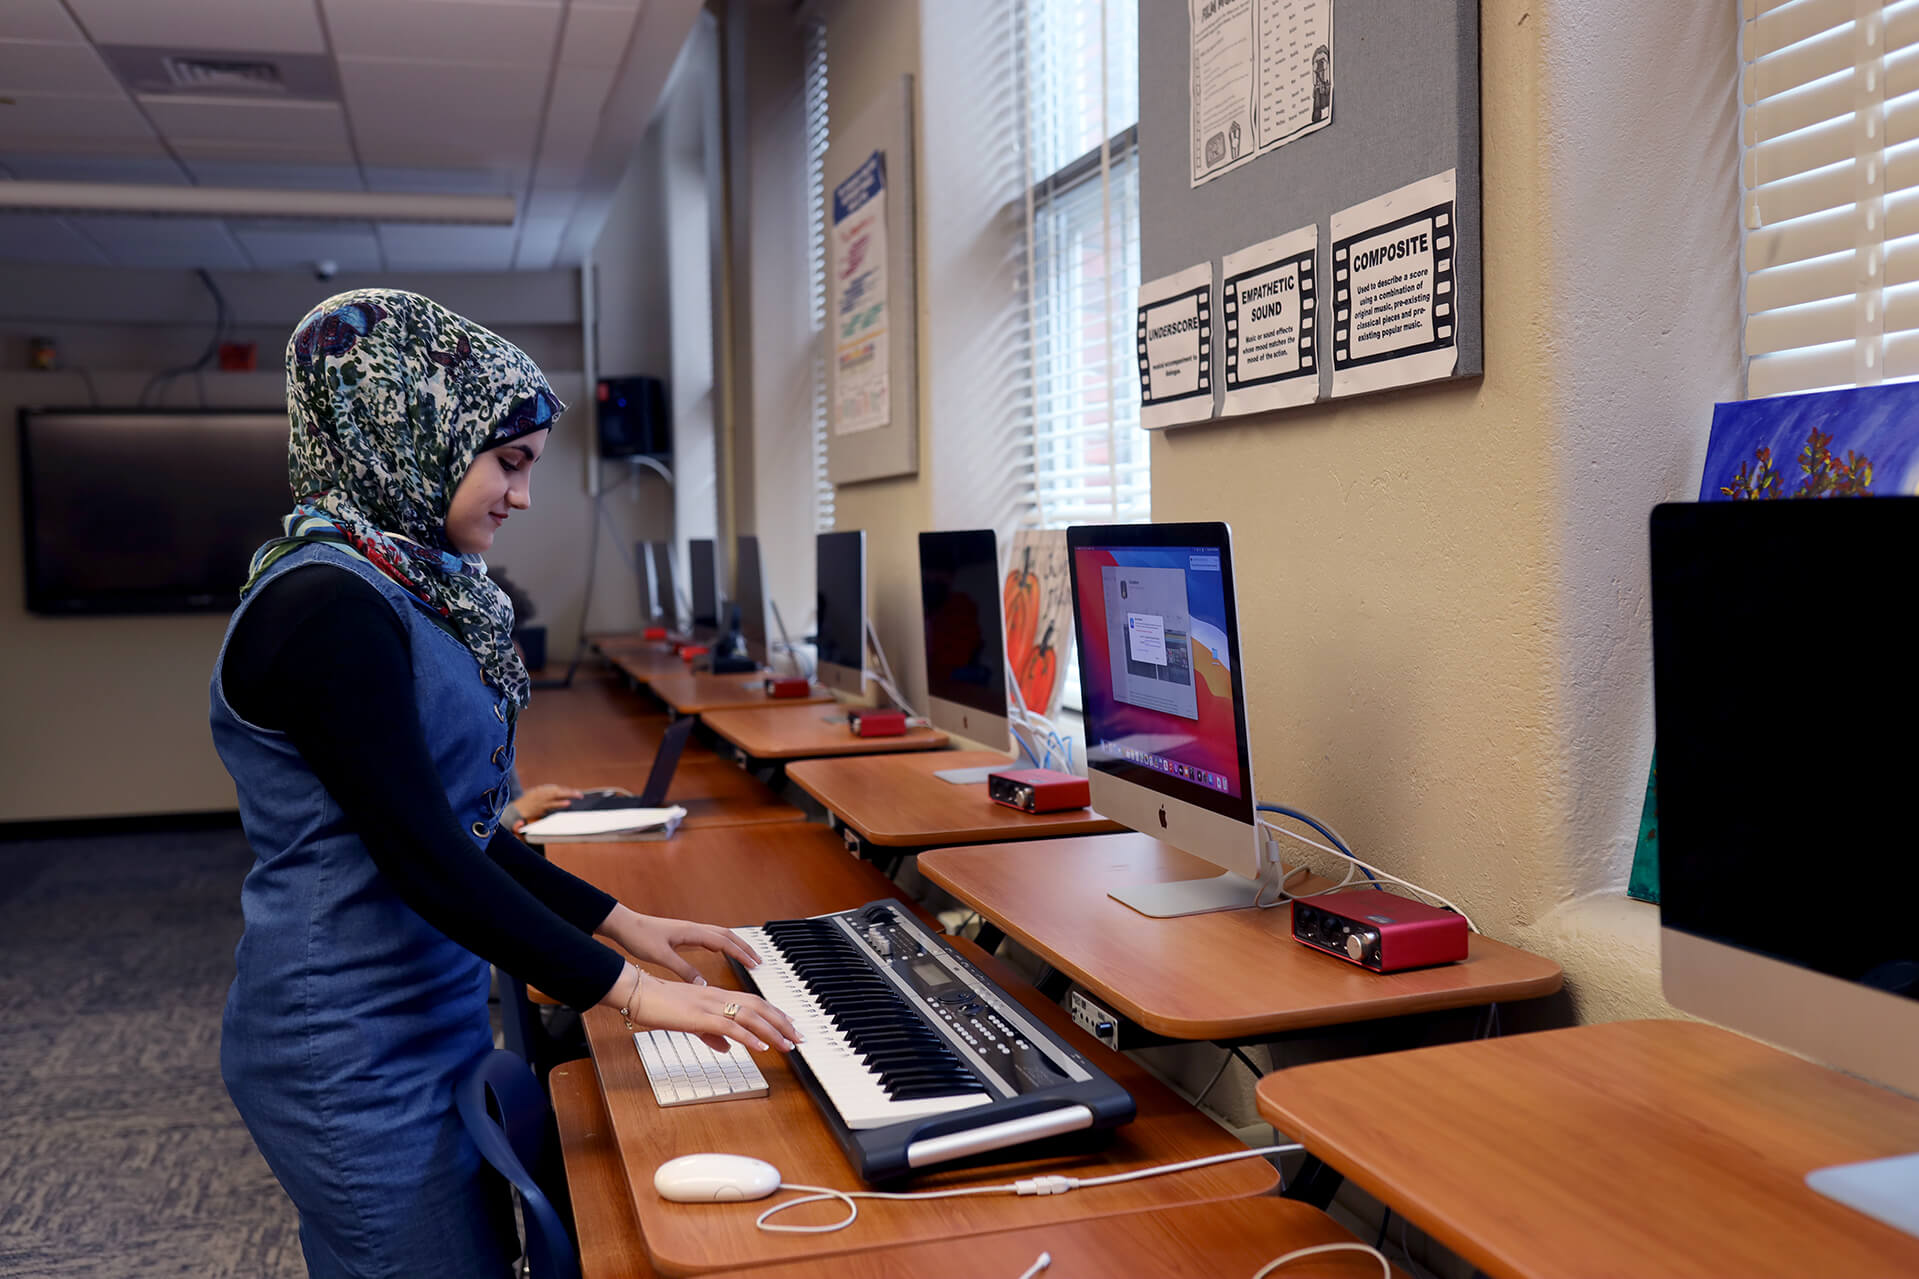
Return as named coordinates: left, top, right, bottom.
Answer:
left=803, top=22, right=834, bottom=531
left=1741, top=0, right=1919, bottom=397
left=1744, top=0, right=1852, bottom=65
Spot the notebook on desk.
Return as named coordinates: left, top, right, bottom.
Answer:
left=520, top=716, right=696, bottom=843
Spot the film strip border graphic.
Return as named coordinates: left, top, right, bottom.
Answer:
left=1330, top=202, right=1455, bottom=371
left=1135, top=287, right=1214, bottom=404
left=1222, top=251, right=1317, bottom=390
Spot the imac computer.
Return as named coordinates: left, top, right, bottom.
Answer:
left=815, top=530, right=867, bottom=696
left=649, top=541, right=679, bottom=632
left=1651, top=498, right=1919, bottom=1239
left=735, top=534, right=769, bottom=668
left=1066, top=522, right=1274, bottom=917
left=688, top=538, right=720, bottom=642
left=918, top=529, right=1013, bottom=754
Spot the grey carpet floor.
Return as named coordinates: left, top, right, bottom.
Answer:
left=0, top=827, right=305, bottom=1278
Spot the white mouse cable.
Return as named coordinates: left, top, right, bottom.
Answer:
left=1249, top=1240, right=1391, bottom=1279
left=754, top=1144, right=1304, bottom=1235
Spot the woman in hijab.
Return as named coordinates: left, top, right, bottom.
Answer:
left=210, top=289, right=799, bottom=1277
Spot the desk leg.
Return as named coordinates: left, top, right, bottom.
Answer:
left=1285, top=1155, right=1344, bottom=1208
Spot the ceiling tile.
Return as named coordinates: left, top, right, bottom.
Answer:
left=522, top=188, right=573, bottom=220
left=559, top=6, right=636, bottom=69
left=321, top=0, right=561, bottom=65
left=0, top=212, right=110, bottom=264
left=0, top=40, right=124, bottom=95
left=362, top=166, right=514, bottom=194
left=543, top=64, right=615, bottom=127
left=0, top=92, right=157, bottom=151
left=0, top=151, right=187, bottom=182
left=142, top=96, right=353, bottom=155
left=354, top=124, right=538, bottom=177
left=0, top=1, right=87, bottom=44
left=231, top=222, right=382, bottom=272
left=67, top=215, right=251, bottom=268
left=63, top=0, right=326, bottom=55
left=336, top=56, right=549, bottom=124
left=379, top=223, right=516, bottom=271
left=184, top=160, right=367, bottom=190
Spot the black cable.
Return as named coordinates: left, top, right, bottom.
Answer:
left=1374, top=1208, right=1393, bottom=1250
left=140, top=268, right=228, bottom=407
left=1229, top=1044, right=1266, bottom=1081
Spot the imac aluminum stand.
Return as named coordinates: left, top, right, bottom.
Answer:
left=1109, top=855, right=1287, bottom=918
left=1807, top=1152, right=1919, bottom=1240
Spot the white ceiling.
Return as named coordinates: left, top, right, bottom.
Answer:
left=0, top=0, right=694, bottom=272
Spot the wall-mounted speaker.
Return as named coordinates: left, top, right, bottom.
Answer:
left=596, top=375, right=670, bottom=459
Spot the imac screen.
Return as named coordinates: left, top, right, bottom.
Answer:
left=688, top=538, right=718, bottom=630
left=1072, top=538, right=1249, bottom=817
left=919, top=530, right=1006, bottom=720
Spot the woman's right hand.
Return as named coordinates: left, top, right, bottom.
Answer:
left=611, top=968, right=801, bottom=1055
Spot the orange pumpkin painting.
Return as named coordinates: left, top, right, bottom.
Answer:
left=1017, top=621, right=1058, bottom=718
left=1003, top=546, right=1038, bottom=663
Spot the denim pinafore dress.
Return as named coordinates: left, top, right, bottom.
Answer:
left=210, top=543, right=518, bottom=1278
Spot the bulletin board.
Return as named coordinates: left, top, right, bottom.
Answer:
left=1138, top=1, right=1481, bottom=415
left=823, top=74, right=919, bottom=483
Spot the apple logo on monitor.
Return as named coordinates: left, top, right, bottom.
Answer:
left=1158, top=806, right=1168, bottom=829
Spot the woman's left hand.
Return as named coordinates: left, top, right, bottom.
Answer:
left=603, top=908, right=764, bottom=985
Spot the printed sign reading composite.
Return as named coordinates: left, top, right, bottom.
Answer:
left=1330, top=169, right=1459, bottom=398
left=1136, top=261, right=1216, bottom=429
left=1221, top=223, right=1318, bottom=415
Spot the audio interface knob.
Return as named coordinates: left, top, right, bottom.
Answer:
left=1345, top=933, right=1367, bottom=961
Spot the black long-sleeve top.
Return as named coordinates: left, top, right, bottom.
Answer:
left=221, top=564, right=625, bottom=1010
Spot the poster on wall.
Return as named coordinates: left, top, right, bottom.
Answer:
left=1137, top=261, right=1215, bottom=429
left=1221, top=224, right=1319, bottom=415
left=1003, top=529, right=1076, bottom=720
left=1189, top=0, right=1333, bottom=188
left=831, top=150, right=889, bottom=435
left=1329, top=169, right=1458, bottom=399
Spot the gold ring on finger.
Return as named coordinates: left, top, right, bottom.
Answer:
left=722, top=1001, right=741, bottom=1020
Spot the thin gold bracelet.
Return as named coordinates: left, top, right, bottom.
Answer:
left=617, top=969, right=644, bottom=1032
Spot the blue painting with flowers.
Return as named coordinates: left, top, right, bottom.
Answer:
left=1628, top=382, right=1919, bottom=901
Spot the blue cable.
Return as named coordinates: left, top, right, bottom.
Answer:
left=1013, top=727, right=1043, bottom=768
left=1255, top=802, right=1381, bottom=887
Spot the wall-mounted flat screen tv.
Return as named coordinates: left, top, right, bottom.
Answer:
left=19, top=409, right=291, bottom=615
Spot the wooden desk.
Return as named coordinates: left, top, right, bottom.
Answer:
left=552, top=826, right=1279, bottom=1276
left=516, top=673, right=804, bottom=829
left=1255, top=1019, right=1919, bottom=1279
left=647, top=671, right=836, bottom=716
left=919, top=833, right=1563, bottom=1041
left=548, top=1060, right=655, bottom=1279
left=785, top=751, right=1124, bottom=855
left=705, top=1198, right=1400, bottom=1278
left=702, top=703, right=948, bottom=763
left=599, top=641, right=697, bottom=684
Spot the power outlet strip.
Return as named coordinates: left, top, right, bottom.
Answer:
left=1068, top=988, right=1120, bottom=1050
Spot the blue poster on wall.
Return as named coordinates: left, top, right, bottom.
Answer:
left=1628, top=382, right=1919, bottom=901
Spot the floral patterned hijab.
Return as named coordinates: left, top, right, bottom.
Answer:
left=242, top=288, right=564, bottom=710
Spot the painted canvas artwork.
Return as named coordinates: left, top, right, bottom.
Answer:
left=1003, top=529, right=1076, bottom=718
left=1628, top=382, right=1919, bottom=902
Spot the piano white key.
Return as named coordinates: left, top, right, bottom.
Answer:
left=736, top=927, right=993, bottom=1131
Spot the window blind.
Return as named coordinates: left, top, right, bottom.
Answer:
left=803, top=20, right=835, bottom=531
left=1744, top=0, right=1919, bottom=397
left=1018, top=0, right=1146, bottom=525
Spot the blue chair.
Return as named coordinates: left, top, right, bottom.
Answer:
left=456, top=1049, right=582, bottom=1279
left=497, top=969, right=588, bottom=1084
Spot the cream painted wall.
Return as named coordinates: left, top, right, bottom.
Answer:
left=813, top=0, right=933, bottom=707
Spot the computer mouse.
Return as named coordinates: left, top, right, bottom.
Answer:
left=653, top=1152, right=783, bottom=1203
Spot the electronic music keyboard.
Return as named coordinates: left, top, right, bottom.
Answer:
left=731, top=900, right=1136, bottom=1182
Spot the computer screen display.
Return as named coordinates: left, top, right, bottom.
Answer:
left=918, top=530, right=1008, bottom=728
left=1069, top=525, right=1253, bottom=823
left=688, top=538, right=719, bottom=633
left=20, top=410, right=290, bottom=615
left=649, top=541, right=677, bottom=628
left=815, top=529, right=866, bottom=694
left=1653, top=499, right=1919, bottom=1002
left=736, top=534, right=768, bottom=666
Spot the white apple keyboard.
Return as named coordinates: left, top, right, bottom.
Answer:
left=634, top=1029, right=770, bottom=1106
